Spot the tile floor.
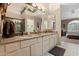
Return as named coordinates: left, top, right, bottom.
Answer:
left=44, top=37, right=79, bottom=56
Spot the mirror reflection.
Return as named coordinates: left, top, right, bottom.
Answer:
left=26, top=18, right=34, bottom=32
left=0, top=3, right=56, bottom=38
left=12, top=19, right=22, bottom=33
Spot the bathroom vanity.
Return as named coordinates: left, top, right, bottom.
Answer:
left=0, top=32, right=58, bottom=56
left=0, top=3, right=61, bottom=56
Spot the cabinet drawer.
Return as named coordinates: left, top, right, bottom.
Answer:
left=29, top=38, right=37, bottom=45
left=47, top=36, right=50, bottom=39
left=43, top=41, right=49, bottom=54
left=5, top=42, right=20, bottom=54
left=7, top=47, right=30, bottom=56
left=50, top=35, right=53, bottom=38
left=43, top=39, right=49, bottom=46
left=37, top=37, right=42, bottom=43
left=43, top=36, right=49, bottom=41
left=21, top=40, right=31, bottom=48
left=0, top=45, right=5, bottom=56
left=21, top=38, right=37, bottom=48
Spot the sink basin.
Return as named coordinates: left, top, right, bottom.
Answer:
left=19, top=34, right=35, bottom=39
left=28, top=34, right=33, bottom=37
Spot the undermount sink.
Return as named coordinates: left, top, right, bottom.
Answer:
left=19, top=32, right=49, bottom=39
left=20, top=34, right=35, bottom=37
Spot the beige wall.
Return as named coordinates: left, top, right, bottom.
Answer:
left=6, top=10, right=23, bottom=19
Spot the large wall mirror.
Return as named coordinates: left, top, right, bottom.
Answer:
left=43, top=20, right=48, bottom=30
left=25, top=16, right=42, bottom=33
left=1, top=17, right=25, bottom=38
left=48, top=15, right=56, bottom=30
left=26, top=18, right=34, bottom=32
left=41, top=15, right=56, bottom=32
left=11, top=19, right=22, bottom=33
left=4, top=17, right=24, bottom=33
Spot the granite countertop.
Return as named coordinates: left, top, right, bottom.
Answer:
left=0, top=32, right=56, bottom=45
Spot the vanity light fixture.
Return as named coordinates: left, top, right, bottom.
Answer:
left=32, top=3, right=37, bottom=7
left=25, top=3, right=45, bottom=13
left=7, top=3, right=11, bottom=6
left=38, top=6, right=41, bottom=9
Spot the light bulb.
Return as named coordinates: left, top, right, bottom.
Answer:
left=38, top=6, right=41, bottom=9
left=42, top=8, right=45, bottom=12
left=32, top=3, right=36, bottom=7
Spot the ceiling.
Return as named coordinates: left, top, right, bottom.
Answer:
left=61, top=3, right=79, bottom=6
left=6, top=3, right=60, bottom=18
left=6, top=3, right=49, bottom=15
left=6, top=3, right=49, bottom=18
left=61, top=3, right=79, bottom=12
left=7, top=3, right=25, bottom=14
left=61, top=3, right=79, bottom=20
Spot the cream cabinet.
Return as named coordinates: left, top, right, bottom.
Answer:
left=31, top=42, right=42, bottom=56
left=49, top=34, right=57, bottom=50
left=37, top=37, right=42, bottom=43
left=0, top=45, right=5, bottom=56
left=21, top=39, right=31, bottom=48
left=31, top=37, right=43, bottom=56
left=5, top=42, right=20, bottom=54
left=0, top=33, right=58, bottom=56
left=54, top=35, right=58, bottom=45
left=7, top=47, right=30, bottom=56
left=49, top=35, right=55, bottom=50
left=42, top=36, right=49, bottom=55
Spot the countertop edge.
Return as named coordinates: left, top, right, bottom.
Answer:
left=0, top=33, right=57, bottom=45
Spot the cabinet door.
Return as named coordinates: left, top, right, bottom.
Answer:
left=5, top=42, right=20, bottom=54
left=31, top=42, right=42, bottom=56
left=43, top=39, right=49, bottom=55
left=49, top=35, right=55, bottom=50
left=7, top=47, right=30, bottom=56
left=54, top=35, right=58, bottom=45
left=0, top=45, right=5, bottom=56
left=21, top=38, right=37, bottom=48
